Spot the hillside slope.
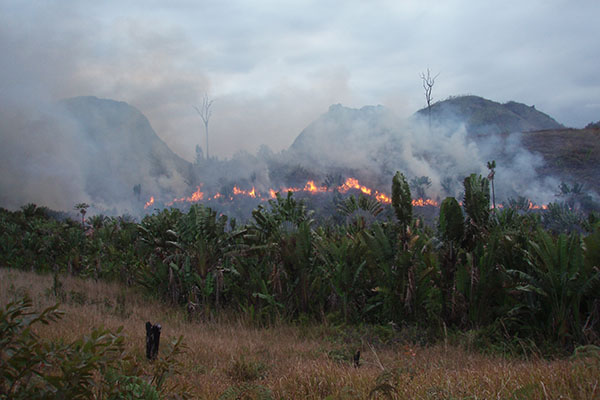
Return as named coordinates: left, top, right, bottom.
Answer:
left=521, top=127, right=600, bottom=194
left=59, top=96, right=193, bottom=210
left=414, top=95, right=564, bottom=135
left=286, top=97, right=598, bottom=201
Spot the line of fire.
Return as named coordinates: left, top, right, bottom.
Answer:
left=144, top=177, right=547, bottom=212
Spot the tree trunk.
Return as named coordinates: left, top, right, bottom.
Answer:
left=145, top=322, right=162, bottom=360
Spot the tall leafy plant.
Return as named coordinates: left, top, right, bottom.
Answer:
left=509, top=230, right=600, bottom=344
left=437, top=197, right=464, bottom=324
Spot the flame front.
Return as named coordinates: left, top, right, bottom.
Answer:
left=376, top=193, right=391, bottom=204
left=144, top=196, right=155, bottom=209
left=145, top=177, right=547, bottom=211
left=304, top=180, right=327, bottom=193
left=152, top=178, right=434, bottom=208
left=233, top=186, right=257, bottom=198
left=412, top=198, right=439, bottom=207
left=167, top=186, right=204, bottom=206
left=340, top=178, right=372, bottom=195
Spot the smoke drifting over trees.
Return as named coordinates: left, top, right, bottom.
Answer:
left=2, top=92, right=594, bottom=219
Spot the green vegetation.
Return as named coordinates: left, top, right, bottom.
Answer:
left=1, top=172, right=599, bottom=363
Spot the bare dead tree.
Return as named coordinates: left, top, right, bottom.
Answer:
left=420, top=68, right=439, bottom=128
left=194, top=94, right=214, bottom=160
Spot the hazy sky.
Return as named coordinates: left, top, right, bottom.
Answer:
left=2, top=0, right=599, bottom=160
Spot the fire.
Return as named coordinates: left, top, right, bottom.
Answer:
left=528, top=202, right=548, bottom=210
left=339, top=178, right=372, bottom=195
left=376, top=193, right=392, bottom=204
left=167, top=186, right=204, bottom=206
left=150, top=176, right=555, bottom=211
left=188, top=186, right=204, bottom=202
left=304, top=180, right=327, bottom=193
left=412, top=198, right=439, bottom=207
left=233, top=186, right=257, bottom=198
left=144, top=196, right=155, bottom=209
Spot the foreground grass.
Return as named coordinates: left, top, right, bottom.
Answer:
left=1, top=268, right=598, bottom=399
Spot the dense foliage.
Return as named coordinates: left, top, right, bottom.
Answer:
left=1, top=174, right=599, bottom=355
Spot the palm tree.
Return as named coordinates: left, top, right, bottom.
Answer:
left=73, top=203, right=89, bottom=227
left=487, top=160, right=496, bottom=211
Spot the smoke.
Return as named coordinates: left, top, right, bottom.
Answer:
left=286, top=103, right=563, bottom=205
left=0, top=100, right=90, bottom=211
left=0, top=3, right=585, bottom=215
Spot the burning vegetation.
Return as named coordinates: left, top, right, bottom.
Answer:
left=146, top=177, right=393, bottom=210
left=142, top=176, right=553, bottom=215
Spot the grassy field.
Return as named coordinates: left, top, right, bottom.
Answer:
left=2, top=268, right=598, bottom=399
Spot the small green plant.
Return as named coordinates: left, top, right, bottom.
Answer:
left=149, top=335, right=189, bottom=396
left=0, top=295, right=187, bottom=399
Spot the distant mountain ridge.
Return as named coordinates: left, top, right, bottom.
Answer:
left=414, top=95, right=564, bottom=135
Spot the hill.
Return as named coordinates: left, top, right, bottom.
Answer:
left=61, top=96, right=195, bottom=211
left=415, top=95, right=564, bottom=135
left=286, top=97, right=598, bottom=202
left=1, top=96, right=194, bottom=213
left=289, top=104, right=398, bottom=173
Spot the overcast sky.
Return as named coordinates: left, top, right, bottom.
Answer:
left=2, top=0, right=599, bottom=160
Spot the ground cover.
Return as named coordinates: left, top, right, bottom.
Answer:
left=1, top=268, right=598, bottom=399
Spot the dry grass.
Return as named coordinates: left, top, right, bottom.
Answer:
left=2, top=268, right=598, bottom=399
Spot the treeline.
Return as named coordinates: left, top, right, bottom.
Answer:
left=1, top=172, right=599, bottom=353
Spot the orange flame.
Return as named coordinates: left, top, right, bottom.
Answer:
left=150, top=177, right=553, bottom=211
left=166, top=186, right=204, bottom=206
left=144, top=196, right=155, bottom=209
left=188, top=186, right=204, bottom=202
left=527, top=201, right=548, bottom=210
left=412, top=198, right=439, bottom=207
left=304, top=180, right=327, bottom=193
left=339, top=178, right=372, bottom=195
left=376, top=193, right=392, bottom=204
left=233, top=186, right=258, bottom=198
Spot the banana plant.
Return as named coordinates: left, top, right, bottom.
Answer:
left=245, top=192, right=318, bottom=318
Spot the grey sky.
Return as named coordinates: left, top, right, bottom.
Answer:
left=1, top=0, right=599, bottom=160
